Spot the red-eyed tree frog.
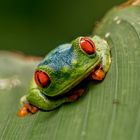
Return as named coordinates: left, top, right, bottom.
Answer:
left=18, top=36, right=111, bottom=117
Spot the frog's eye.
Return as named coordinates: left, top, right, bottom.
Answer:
left=35, top=71, right=50, bottom=88
left=80, top=37, right=96, bottom=54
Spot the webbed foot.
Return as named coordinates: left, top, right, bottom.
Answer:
left=91, top=65, right=105, bottom=81
left=68, top=89, right=85, bottom=102
left=18, top=103, right=38, bottom=117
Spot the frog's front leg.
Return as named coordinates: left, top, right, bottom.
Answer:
left=18, top=88, right=67, bottom=117
left=91, top=65, right=105, bottom=80
left=18, top=88, right=85, bottom=117
left=91, top=46, right=111, bottom=81
left=18, top=95, right=38, bottom=117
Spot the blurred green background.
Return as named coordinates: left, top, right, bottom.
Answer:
left=0, top=0, right=125, bottom=56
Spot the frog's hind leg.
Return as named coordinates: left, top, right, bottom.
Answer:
left=67, top=89, right=85, bottom=102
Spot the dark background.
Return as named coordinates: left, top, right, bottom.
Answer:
left=0, top=0, right=125, bottom=56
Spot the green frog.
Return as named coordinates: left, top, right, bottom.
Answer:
left=18, top=36, right=111, bottom=117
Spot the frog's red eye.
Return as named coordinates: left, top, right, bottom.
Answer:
left=80, top=37, right=96, bottom=54
left=35, top=71, right=50, bottom=88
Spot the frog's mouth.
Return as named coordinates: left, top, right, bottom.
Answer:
left=41, top=58, right=100, bottom=98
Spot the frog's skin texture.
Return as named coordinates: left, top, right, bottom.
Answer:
left=18, top=36, right=111, bottom=116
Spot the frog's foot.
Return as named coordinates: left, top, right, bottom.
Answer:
left=18, top=103, right=38, bottom=117
left=91, top=65, right=105, bottom=81
left=68, top=89, right=85, bottom=102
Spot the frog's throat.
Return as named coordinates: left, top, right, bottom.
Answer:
left=41, top=58, right=100, bottom=97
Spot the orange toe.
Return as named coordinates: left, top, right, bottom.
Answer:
left=18, top=107, right=28, bottom=117
left=24, top=103, right=38, bottom=114
left=68, top=89, right=85, bottom=102
left=29, top=106, right=38, bottom=114
left=18, top=103, right=38, bottom=117
left=92, top=69, right=105, bottom=81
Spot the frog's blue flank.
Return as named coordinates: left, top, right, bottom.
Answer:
left=38, top=44, right=75, bottom=72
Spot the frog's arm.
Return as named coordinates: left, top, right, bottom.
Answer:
left=91, top=36, right=111, bottom=80
left=19, top=80, right=85, bottom=112
left=26, top=88, right=84, bottom=111
left=19, top=89, right=68, bottom=112
left=26, top=88, right=68, bottom=111
left=100, top=40, right=111, bottom=73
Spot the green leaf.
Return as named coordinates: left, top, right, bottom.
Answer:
left=0, top=2, right=140, bottom=140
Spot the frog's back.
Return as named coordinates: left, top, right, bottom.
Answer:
left=35, top=37, right=101, bottom=97
left=38, top=44, right=75, bottom=73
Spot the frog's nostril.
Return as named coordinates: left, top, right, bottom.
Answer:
left=35, top=71, right=50, bottom=88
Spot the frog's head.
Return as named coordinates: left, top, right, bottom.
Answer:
left=34, top=36, right=101, bottom=97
